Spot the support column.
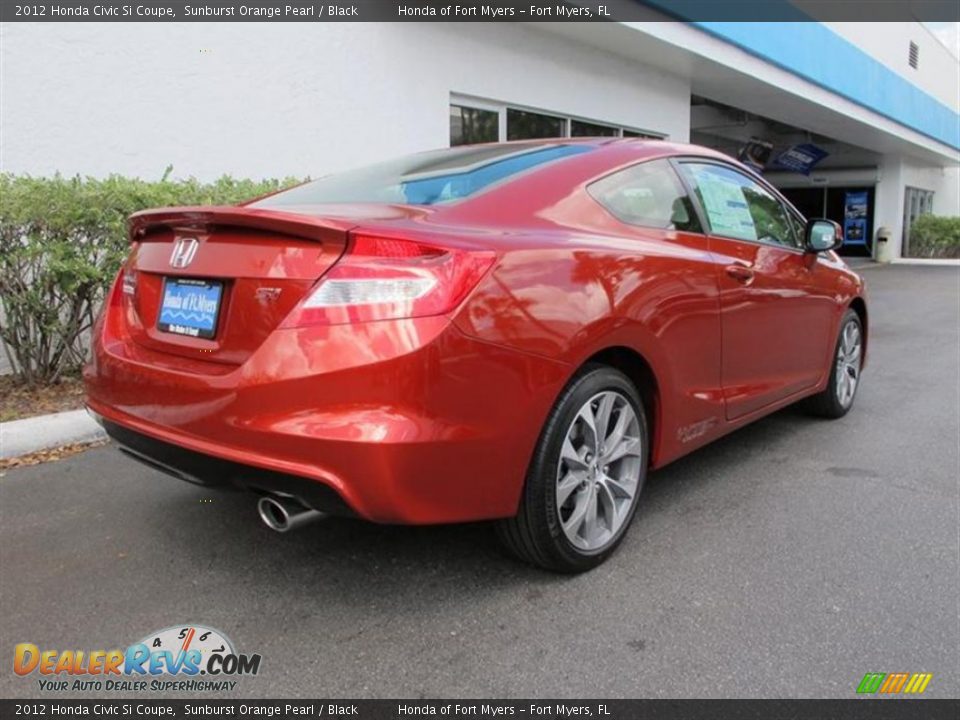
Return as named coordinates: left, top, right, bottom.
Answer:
left=874, top=156, right=905, bottom=262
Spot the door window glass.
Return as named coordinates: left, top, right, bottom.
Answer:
left=680, top=163, right=800, bottom=248
left=588, top=159, right=702, bottom=233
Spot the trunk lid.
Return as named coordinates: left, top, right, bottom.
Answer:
left=122, top=205, right=417, bottom=366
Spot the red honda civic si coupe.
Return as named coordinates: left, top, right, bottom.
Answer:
left=85, top=139, right=867, bottom=572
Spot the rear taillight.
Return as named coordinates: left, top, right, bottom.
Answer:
left=281, top=234, right=495, bottom=327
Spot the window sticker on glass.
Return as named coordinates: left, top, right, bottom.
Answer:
left=691, top=167, right=758, bottom=241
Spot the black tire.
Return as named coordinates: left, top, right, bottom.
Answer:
left=496, top=364, right=649, bottom=573
left=802, top=308, right=863, bottom=419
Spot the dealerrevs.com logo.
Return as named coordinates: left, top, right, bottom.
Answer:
left=14, top=624, right=262, bottom=693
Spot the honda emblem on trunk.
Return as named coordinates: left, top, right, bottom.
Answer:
left=170, top=238, right=199, bottom=268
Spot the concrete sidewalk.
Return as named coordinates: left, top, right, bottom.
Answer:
left=0, top=409, right=105, bottom=459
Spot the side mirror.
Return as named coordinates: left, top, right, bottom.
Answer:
left=805, top=219, right=843, bottom=253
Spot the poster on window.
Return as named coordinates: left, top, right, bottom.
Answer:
left=843, top=191, right=869, bottom=246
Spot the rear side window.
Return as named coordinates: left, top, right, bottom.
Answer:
left=253, top=143, right=592, bottom=207
left=588, top=159, right=703, bottom=233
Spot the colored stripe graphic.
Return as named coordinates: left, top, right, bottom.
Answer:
left=903, top=673, right=933, bottom=694
left=857, top=673, right=886, bottom=694
left=857, top=672, right=933, bottom=694
left=879, top=673, right=909, bottom=693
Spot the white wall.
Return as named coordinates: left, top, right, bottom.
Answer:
left=0, top=22, right=690, bottom=181
left=932, top=166, right=960, bottom=217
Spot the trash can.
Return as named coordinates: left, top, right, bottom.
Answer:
left=875, top=226, right=894, bottom=263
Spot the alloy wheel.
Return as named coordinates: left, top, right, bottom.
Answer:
left=835, top=320, right=862, bottom=408
left=556, top=391, right=643, bottom=552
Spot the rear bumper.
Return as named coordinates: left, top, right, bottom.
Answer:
left=97, top=416, right=356, bottom=516
left=84, top=315, right=570, bottom=524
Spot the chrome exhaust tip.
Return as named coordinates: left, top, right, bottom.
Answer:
left=257, top=495, right=325, bottom=533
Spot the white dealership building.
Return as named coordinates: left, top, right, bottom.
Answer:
left=1, top=17, right=958, bottom=259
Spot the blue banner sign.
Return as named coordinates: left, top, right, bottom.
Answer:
left=772, top=144, right=829, bottom=175
left=843, top=190, right=870, bottom=246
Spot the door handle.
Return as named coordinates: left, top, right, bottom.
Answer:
left=725, top=264, right=755, bottom=283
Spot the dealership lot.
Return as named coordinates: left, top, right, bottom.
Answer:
left=1, top=265, right=957, bottom=699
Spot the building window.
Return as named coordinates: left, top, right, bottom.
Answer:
left=571, top=119, right=619, bottom=137
left=908, top=41, right=919, bottom=69
left=450, top=105, right=499, bottom=146
left=507, top=108, right=566, bottom=141
left=903, top=186, right=934, bottom=256
left=450, top=95, right=663, bottom=146
left=622, top=129, right=659, bottom=139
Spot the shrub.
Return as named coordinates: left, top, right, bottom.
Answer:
left=908, top=214, right=960, bottom=259
left=0, top=171, right=304, bottom=386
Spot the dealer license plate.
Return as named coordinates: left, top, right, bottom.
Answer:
left=158, top=278, right=224, bottom=339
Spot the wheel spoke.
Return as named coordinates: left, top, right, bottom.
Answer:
left=561, top=436, right=588, bottom=471
left=594, top=393, right=616, bottom=448
left=582, top=489, right=599, bottom=541
left=847, top=344, right=861, bottom=366
left=604, top=404, right=632, bottom=452
left=576, top=406, right=598, bottom=450
left=596, top=480, right=618, bottom=531
left=603, top=474, right=635, bottom=501
left=846, top=370, right=858, bottom=398
left=556, top=469, right=584, bottom=507
left=603, top=436, right=642, bottom=464
left=843, top=323, right=856, bottom=354
left=562, top=491, right=590, bottom=538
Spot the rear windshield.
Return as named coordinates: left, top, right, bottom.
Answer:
left=252, top=143, right=592, bottom=207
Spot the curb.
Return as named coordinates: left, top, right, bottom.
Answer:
left=0, top=409, right=107, bottom=460
left=891, top=258, right=960, bottom=266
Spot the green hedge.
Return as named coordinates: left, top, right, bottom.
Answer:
left=908, top=214, right=960, bottom=259
left=0, top=172, right=304, bottom=385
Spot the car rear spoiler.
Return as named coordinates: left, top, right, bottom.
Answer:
left=128, top=206, right=358, bottom=243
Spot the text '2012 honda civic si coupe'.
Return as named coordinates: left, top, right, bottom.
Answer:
left=85, top=139, right=867, bottom=572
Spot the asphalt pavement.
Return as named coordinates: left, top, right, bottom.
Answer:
left=1, top=264, right=958, bottom=699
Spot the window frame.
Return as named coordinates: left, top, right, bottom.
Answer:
left=671, top=157, right=809, bottom=254
left=586, top=157, right=706, bottom=235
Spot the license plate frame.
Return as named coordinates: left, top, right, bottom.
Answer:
left=157, top=278, right=224, bottom=339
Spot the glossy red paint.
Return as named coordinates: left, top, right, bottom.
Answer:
left=84, top=140, right=867, bottom=524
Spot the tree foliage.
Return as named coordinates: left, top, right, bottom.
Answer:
left=908, top=214, right=960, bottom=259
left=0, top=172, right=303, bottom=385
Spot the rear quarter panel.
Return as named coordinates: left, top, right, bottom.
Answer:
left=447, top=178, right=726, bottom=469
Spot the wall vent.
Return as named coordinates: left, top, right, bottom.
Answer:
left=908, top=41, right=919, bottom=69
